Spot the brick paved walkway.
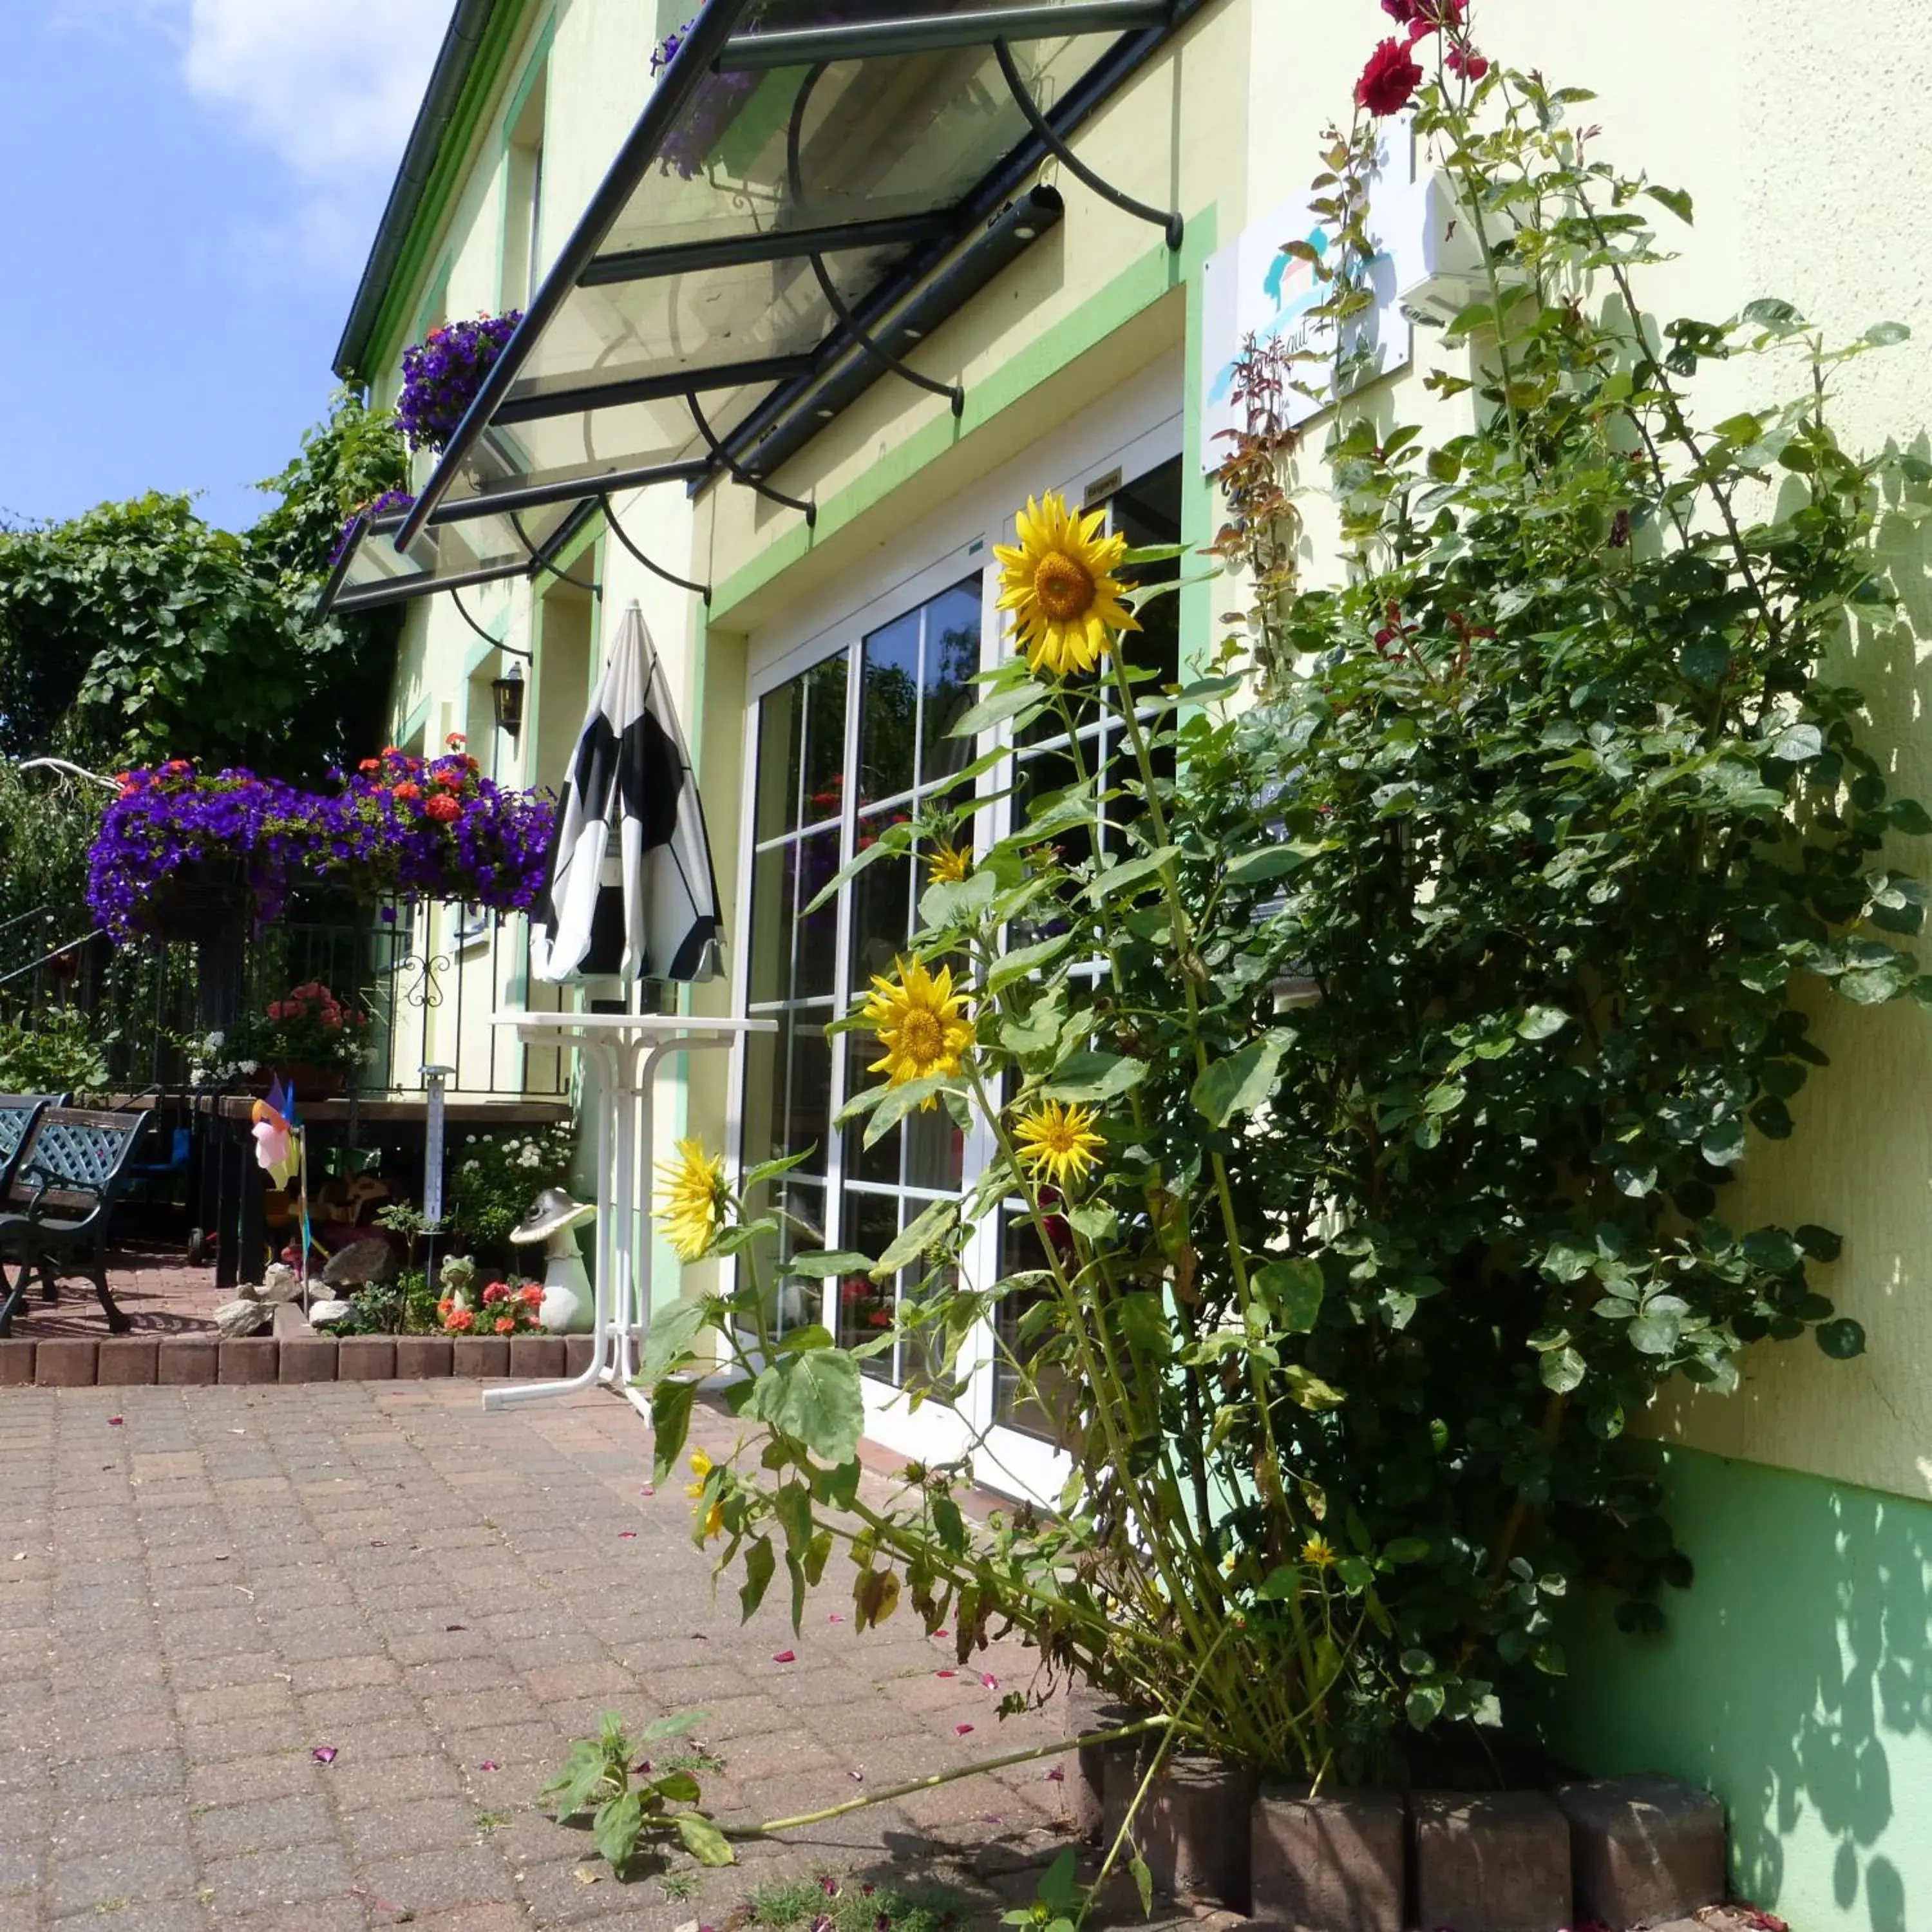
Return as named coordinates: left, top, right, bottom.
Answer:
left=0, top=1383, right=1092, bottom=1932
left=15, top=1239, right=222, bottom=1339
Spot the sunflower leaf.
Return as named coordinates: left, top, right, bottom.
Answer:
left=864, top=1075, right=954, bottom=1146
left=872, top=1198, right=960, bottom=1278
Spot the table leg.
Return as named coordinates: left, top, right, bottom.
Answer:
left=482, top=1037, right=620, bottom=1412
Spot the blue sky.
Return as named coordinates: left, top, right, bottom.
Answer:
left=0, top=2, right=448, bottom=533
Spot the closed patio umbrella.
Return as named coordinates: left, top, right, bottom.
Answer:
left=531, top=601, right=722, bottom=984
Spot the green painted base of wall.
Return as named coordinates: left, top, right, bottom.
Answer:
left=1547, top=1446, right=1932, bottom=1932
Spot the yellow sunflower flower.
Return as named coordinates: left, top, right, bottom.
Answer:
left=701, top=1499, right=724, bottom=1541
left=685, top=1448, right=714, bottom=1498
left=1012, top=1099, right=1106, bottom=1191
left=863, top=957, right=975, bottom=1103
left=1302, top=1534, right=1337, bottom=1569
left=994, top=491, right=1139, bottom=678
left=655, top=1138, right=727, bottom=1262
left=927, top=840, right=974, bottom=885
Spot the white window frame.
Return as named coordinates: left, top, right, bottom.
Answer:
left=729, top=352, right=1185, bottom=1502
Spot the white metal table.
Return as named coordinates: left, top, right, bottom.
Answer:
left=483, top=1012, right=774, bottom=1414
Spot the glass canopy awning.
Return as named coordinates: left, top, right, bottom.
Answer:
left=324, top=0, right=1199, bottom=616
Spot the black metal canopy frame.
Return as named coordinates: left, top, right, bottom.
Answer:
left=323, top=0, right=1204, bottom=622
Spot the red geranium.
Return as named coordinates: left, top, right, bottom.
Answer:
left=424, top=795, right=462, bottom=824
left=393, top=781, right=423, bottom=802
left=1356, top=37, right=1423, bottom=115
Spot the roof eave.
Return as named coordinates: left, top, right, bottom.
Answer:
left=332, top=0, right=512, bottom=384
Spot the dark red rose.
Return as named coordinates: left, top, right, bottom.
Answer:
left=1356, top=37, right=1423, bottom=115
left=1447, top=44, right=1490, bottom=79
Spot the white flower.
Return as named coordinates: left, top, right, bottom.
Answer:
left=520, top=1148, right=540, bottom=1168
left=462, top=1159, right=480, bottom=1174
left=207, top=1030, right=225, bottom=1050
left=189, top=1070, right=205, bottom=1087
left=240, top=1059, right=260, bottom=1074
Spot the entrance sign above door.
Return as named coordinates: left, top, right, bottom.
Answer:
left=1198, top=114, right=1420, bottom=466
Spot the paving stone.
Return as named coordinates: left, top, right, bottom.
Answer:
left=1412, top=1790, right=1571, bottom=1932
left=451, top=1338, right=510, bottom=1378
left=218, top=1340, right=279, bottom=1385
left=395, top=1337, right=454, bottom=1378
left=0, top=1340, right=36, bottom=1385
left=360, top=1844, right=520, bottom=1915
left=277, top=1337, right=339, bottom=1383
left=95, top=1337, right=160, bottom=1385
left=187, top=1752, right=318, bottom=1810
left=202, top=1842, right=355, bottom=1913
left=51, top=1837, right=200, bottom=1915
left=1555, top=1774, right=1727, bottom=1927
left=509, top=1335, right=566, bottom=1378
left=191, top=1793, right=337, bottom=1857
left=1252, top=1783, right=1406, bottom=1932
left=337, top=1336, right=396, bottom=1380
left=564, top=1337, right=595, bottom=1377
left=34, top=1339, right=97, bottom=1387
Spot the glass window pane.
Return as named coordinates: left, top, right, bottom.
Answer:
left=739, top=1177, right=825, bottom=1347
left=793, top=830, right=840, bottom=999
left=841, top=1191, right=902, bottom=1381
left=842, top=1035, right=900, bottom=1186
left=904, top=1088, right=965, bottom=1195
left=802, top=654, right=849, bottom=829
left=858, top=612, right=920, bottom=806
left=848, top=848, right=913, bottom=996
left=918, top=578, right=982, bottom=792
left=753, top=677, right=804, bottom=843
left=743, top=1012, right=833, bottom=1178
left=994, top=1210, right=1077, bottom=1443
left=746, top=843, right=795, bottom=1007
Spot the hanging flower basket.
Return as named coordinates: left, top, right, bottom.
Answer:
left=396, top=314, right=523, bottom=455
left=88, top=746, right=556, bottom=945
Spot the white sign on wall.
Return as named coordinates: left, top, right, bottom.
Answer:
left=1200, top=119, right=1426, bottom=469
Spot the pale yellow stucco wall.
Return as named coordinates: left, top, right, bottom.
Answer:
left=370, top=0, right=1932, bottom=1499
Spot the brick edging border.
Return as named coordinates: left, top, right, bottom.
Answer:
left=0, top=1334, right=596, bottom=1389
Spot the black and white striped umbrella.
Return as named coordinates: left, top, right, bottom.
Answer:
left=531, top=601, right=722, bottom=985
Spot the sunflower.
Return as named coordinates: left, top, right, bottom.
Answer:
left=927, top=839, right=974, bottom=885
left=656, top=1138, right=728, bottom=1261
left=685, top=1448, right=713, bottom=1499
left=1012, top=1099, right=1106, bottom=1191
left=994, top=491, right=1139, bottom=677
left=1301, top=1534, right=1337, bottom=1569
left=863, top=957, right=976, bottom=1101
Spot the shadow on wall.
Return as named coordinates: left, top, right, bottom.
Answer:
left=1545, top=1448, right=1932, bottom=1932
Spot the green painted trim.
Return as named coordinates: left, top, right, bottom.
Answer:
left=461, top=605, right=509, bottom=680
left=1546, top=1443, right=1932, bottom=1932
left=1178, top=206, right=1220, bottom=685
left=415, top=260, right=453, bottom=344
left=366, top=0, right=540, bottom=379
left=401, top=696, right=432, bottom=748
left=551, top=508, right=605, bottom=578
left=708, top=218, right=1209, bottom=621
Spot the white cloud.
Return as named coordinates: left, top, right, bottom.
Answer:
left=55, top=0, right=451, bottom=278
left=181, top=1, right=449, bottom=187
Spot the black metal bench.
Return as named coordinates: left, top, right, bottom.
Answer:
left=0, top=1108, right=150, bottom=1336
left=0, top=1095, right=59, bottom=1195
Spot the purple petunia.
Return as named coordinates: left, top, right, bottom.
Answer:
left=396, top=314, right=524, bottom=455
left=87, top=757, right=557, bottom=943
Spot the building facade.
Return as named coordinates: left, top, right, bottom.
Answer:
left=331, top=5, right=1932, bottom=1924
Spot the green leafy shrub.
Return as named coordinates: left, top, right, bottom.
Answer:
left=634, top=0, right=1927, bottom=1817
left=0, top=1006, right=113, bottom=1097
left=448, top=1121, right=578, bottom=1247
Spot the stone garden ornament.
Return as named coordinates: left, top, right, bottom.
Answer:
left=509, top=1188, right=596, bottom=1334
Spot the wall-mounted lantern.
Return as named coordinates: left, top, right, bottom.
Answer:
left=491, top=661, right=526, bottom=739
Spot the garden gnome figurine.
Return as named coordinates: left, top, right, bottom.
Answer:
left=509, top=1188, right=596, bottom=1334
